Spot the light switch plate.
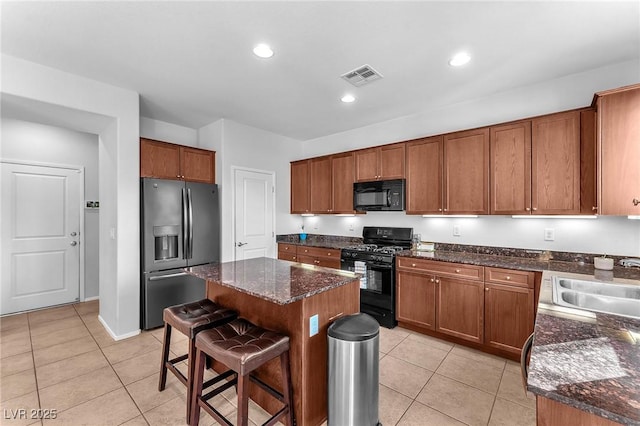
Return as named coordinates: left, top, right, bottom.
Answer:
left=453, top=225, right=461, bottom=237
left=309, top=314, right=319, bottom=337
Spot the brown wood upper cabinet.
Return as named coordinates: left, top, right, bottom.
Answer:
left=595, top=84, right=640, bottom=215
left=406, top=136, right=444, bottom=214
left=140, top=138, right=215, bottom=183
left=490, top=110, right=587, bottom=215
left=355, top=144, right=405, bottom=182
left=291, top=153, right=356, bottom=214
left=291, top=160, right=310, bottom=214
left=490, top=121, right=532, bottom=215
left=531, top=110, right=581, bottom=214
left=444, top=128, right=490, bottom=214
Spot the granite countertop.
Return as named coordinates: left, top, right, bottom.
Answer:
left=397, top=250, right=640, bottom=281
left=527, top=270, right=640, bottom=425
left=185, top=257, right=360, bottom=305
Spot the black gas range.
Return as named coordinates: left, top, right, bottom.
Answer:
left=340, top=226, right=413, bottom=328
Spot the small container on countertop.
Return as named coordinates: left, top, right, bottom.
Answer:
left=594, top=256, right=614, bottom=270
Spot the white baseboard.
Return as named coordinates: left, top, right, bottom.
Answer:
left=98, top=315, right=141, bottom=341
left=83, top=296, right=99, bottom=302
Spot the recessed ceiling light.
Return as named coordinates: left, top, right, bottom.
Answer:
left=341, top=94, right=356, bottom=103
left=449, top=52, right=471, bottom=67
left=253, top=44, right=274, bottom=58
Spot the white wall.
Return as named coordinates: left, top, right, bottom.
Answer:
left=1, top=118, right=100, bottom=298
left=2, top=54, right=140, bottom=339
left=199, top=119, right=303, bottom=261
left=303, top=214, right=640, bottom=257
left=299, top=60, right=640, bottom=257
left=140, top=117, right=198, bottom=147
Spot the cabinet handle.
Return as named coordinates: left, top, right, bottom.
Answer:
left=438, top=208, right=442, bottom=212
left=176, top=175, right=181, bottom=178
left=485, top=287, right=490, bottom=292
left=532, top=207, right=538, bottom=211
left=411, top=263, right=416, bottom=267
left=284, top=247, right=289, bottom=250
left=430, top=278, right=435, bottom=283
left=506, top=276, right=511, bottom=280
left=444, top=208, right=448, bottom=212
left=592, top=206, right=598, bottom=211
left=525, top=207, right=530, bottom=211
left=455, top=269, right=461, bottom=273
left=293, top=256, right=296, bottom=260
left=435, top=279, right=440, bottom=284
left=633, top=198, right=640, bottom=206
left=327, top=252, right=331, bottom=256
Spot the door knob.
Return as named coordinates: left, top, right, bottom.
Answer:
left=70, top=232, right=77, bottom=237
left=236, top=242, right=248, bottom=247
left=70, top=241, right=78, bottom=246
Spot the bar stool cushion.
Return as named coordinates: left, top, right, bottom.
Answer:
left=195, top=318, right=289, bottom=376
left=163, top=299, right=237, bottom=339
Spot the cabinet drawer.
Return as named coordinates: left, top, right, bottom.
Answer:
left=278, top=243, right=297, bottom=254
left=297, top=246, right=340, bottom=259
left=485, top=267, right=534, bottom=288
left=397, top=257, right=483, bottom=281
left=278, top=251, right=297, bottom=262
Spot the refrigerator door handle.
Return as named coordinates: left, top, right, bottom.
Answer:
left=149, top=272, right=189, bottom=281
left=187, top=187, right=194, bottom=259
left=182, top=187, right=189, bottom=259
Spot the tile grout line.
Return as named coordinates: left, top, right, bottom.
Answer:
left=74, top=304, right=149, bottom=425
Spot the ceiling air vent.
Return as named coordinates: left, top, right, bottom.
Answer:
left=341, top=64, right=383, bottom=87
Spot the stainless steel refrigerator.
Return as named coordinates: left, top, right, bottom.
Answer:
left=140, top=178, right=220, bottom=329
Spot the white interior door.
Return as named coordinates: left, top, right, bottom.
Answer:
left=234, top=168, right=275, bottom=260
left=1, top=162, right=81, bottom=315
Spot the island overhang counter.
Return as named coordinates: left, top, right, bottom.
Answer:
left=186, top=257, right=361, bottom=426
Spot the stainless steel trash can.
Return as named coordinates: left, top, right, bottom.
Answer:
left=328, top=313, right=381, bottom=426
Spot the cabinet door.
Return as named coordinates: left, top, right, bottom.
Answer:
left=355, top=148, right=379, bottom=182
left=379, top=144, right=405, bottom=179
left=598, top=87, right=640, bottom=215
left=531, top=111, right=581, bottom=214
left=580, top=109, right=597, bottom=214
left=490, top=122, right=531, bottom=215
left=396, top=271, right=436, bottom=330
left=436, top=277, right=484, bottom=343
left=181, top=147, right=215, bottom=183
left=331, top=152, right=355, bottom=213
left=484, top=283, right=534, bottom=354
left=309, top=156, right=332, bottom=213
left=443, top=128, right=490, bottom=214
left=140, top=138, right=181, bottom=179
left=406, top=137, right=443, bottom=214
left=296, top=254, right=315, bottom=266
left=291, top=161, right=310, bottom=214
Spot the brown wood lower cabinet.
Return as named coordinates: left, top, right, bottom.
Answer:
left=277, top=243, right=341, bottom=269
left=436, top=276, right=484, bottom=343
left=536, top=396, right=621, bottom=426
left=396, top=257, right=538, bottom=359
left=484, top=269, right=535, bottom=355
left=396, top=270, right=436, bottom=330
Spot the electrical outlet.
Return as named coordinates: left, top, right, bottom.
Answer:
left=309, top=314, right=319, bottom=337
left=348, top=223, right=355, bottom=232
left=453, top=225, right=461, bottom=237
left=544, top=228, right=555, bottom=241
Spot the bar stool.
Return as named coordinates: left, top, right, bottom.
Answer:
left=158, top=299, right=237, bottom=423
left=190, top=318, right=294, bottom=426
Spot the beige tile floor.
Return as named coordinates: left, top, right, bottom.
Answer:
left=0, top=300, right=536, bottom=426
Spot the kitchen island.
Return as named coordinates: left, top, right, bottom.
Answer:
left=186, top=257, right=360, bottom=426
left=528, top=271, right=640, bottom=426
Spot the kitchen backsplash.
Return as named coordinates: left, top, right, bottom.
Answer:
left=277, top=234, right=632, bottom=266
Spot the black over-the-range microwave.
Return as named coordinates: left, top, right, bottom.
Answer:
left=353, top=179, right=406, bottom=211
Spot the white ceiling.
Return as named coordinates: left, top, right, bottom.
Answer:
left=2, top=1, right=639, bottom=141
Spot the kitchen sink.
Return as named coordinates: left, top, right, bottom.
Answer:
left=552, top=277, right=640, bottom=320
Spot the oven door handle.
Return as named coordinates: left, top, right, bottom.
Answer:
left=364, top=262, right=394, bottom=270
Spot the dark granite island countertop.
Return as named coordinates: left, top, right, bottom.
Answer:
left=527, top=270, right=640, bottom=425
left=186, top=257, right=360, bottom=304
left=186, top=257, right=361, bottom=426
